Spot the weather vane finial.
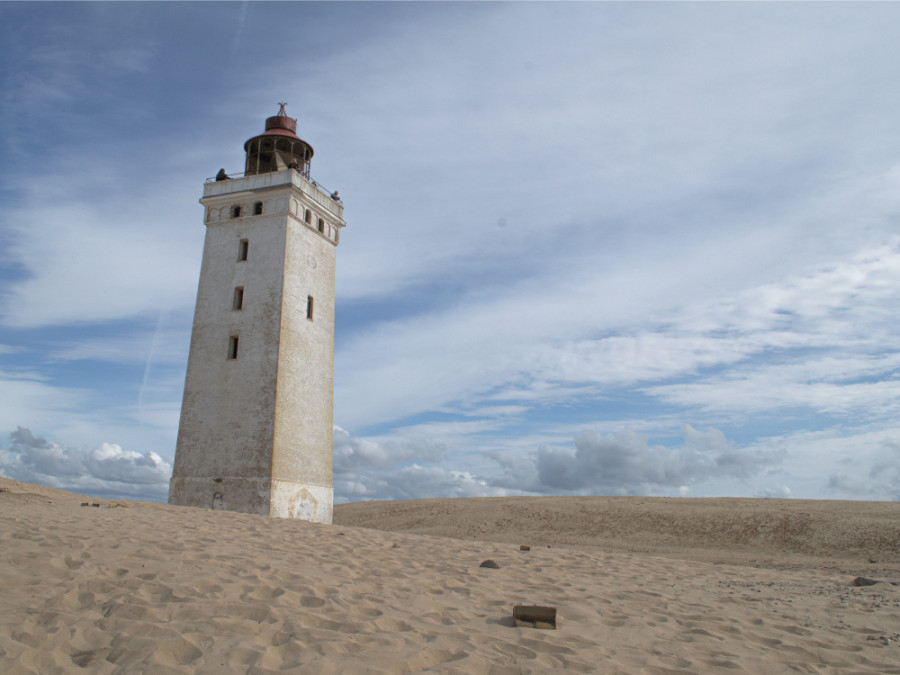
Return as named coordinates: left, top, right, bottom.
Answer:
left=277, top=102, right=288, bottom=117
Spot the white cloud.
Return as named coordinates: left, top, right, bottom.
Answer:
left=0, top=427, right=171, bottom=501
left=333, top=426, right=444, bottom=472
left=756, top=486, right=793, bottom=499
left=337, top=464, right=508, bottom=503
left=333, top=426, right=488, bottom=501
left=649, top=367, right=900, bottom=419
left=319, top=4, right=900, bottom=308
left=731, top=425, right=900, bottom=502
left=336, top=233, right=900, bottom=432
left=0, top=370, right=85, bottom=433
left=529, top=426, right=782, bottom=495
left=828, top=439, right=900, bottom=502
left=331, top=425, right=782, bottom=502
left=5, top=41, right=156, bottom=113
left=2, top=186, right=202, bottom=329
left=333, top=422, right=521, bottom=502
left=48, top=324, right=190, bottom=366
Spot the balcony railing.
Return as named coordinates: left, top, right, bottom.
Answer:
left=203, top=169, right=344, bottom=220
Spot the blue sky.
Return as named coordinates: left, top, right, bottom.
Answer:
left=2, top=2, right=900, bottom=503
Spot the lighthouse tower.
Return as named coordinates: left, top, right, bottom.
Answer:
left=169, top=105, right=344, bottom=523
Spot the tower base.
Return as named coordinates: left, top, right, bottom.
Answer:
left=168, top=476, right=333, bottom=524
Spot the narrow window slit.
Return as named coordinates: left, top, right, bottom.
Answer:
left=228, top=335, right=239, bottom=360
left=306, top=296, right=314, bottom=320
left=233, top=287, right=244, bottom=310
left=238, top=239, right=249, bottom=261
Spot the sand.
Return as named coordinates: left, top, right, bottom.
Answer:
left=335, top=496, right=900, bottom=573
left=1, top=478, right=899, bottom=673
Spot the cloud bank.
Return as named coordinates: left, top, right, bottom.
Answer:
left=331, top=425, right=784, bottom=502
left=0, top=428, right=171, bottom=501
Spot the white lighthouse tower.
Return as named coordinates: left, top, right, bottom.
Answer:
left=169, top=104, right=344, bottom=523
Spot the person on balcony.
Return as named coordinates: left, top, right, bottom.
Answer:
left=215, top=168, right=228, bottom=181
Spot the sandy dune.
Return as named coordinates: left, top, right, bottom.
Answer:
left=335, top=496, right=900, bottom=573
left=2, top=478, right=899, bottom=673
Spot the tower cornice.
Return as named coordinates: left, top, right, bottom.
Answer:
left=201, top=168, right=345, bottom=224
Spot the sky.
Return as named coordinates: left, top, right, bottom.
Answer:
left=2, top=2, right=900, bottom=504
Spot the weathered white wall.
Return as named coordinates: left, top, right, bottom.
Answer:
left=273, top=215, right=336, bottom=486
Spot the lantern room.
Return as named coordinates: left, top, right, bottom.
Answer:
left=243, top=103, right=314, bottom=176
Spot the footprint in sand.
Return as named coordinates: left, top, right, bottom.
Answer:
left=374, top=617, right=413, bottom=632
left=63, top=556, right=83, bottom=570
